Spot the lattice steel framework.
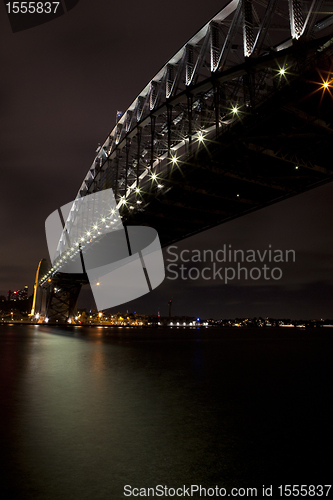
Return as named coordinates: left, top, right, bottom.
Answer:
left=37, top=0, right=333, bottom=317
left=73, top=0, right=332, bottom=229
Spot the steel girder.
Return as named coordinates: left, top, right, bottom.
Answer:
left=37, top=0, right=333, bottom=313
left=75, top=1, right=333, bottom=216
left=41, top=273, right=88, bottom=323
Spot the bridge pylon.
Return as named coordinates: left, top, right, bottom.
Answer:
left=43, top=273, right=87, bottom=324
left=31, top=259, right=88, bottom=323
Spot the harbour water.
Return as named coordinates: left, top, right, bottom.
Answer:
left=0, top=324, right=332, bottom=499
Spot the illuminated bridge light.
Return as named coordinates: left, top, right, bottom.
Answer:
left=197, top=132, right=204, bottom=142
left=135, top=187, right=141, bottom=193
left=320, top=79, right=333, bottom=91
left=275, top=63, right=289, bottom=79
left=232, top=106, right=239, bottom=115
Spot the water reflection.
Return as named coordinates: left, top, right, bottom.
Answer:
left=0, top=325, right=332, bottom=499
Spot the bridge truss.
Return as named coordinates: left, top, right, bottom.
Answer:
left=71, top=0, right=333, bottom=244
left=36, top=0, right=333, bottom=321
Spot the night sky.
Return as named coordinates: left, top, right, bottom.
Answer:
left=1, top=0, right=333, bottom=319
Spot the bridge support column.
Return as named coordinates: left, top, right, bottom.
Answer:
left=45, top=280, right=83, bottom=324
left=213, top=81, right=220, bottom=138
left=125, top=137, right=131, bottom=195
left=187, top=94, right=192, bottom=155
left=136, top=127, right=142, bottom=187
left=150, top=115, right=156, bottom=170
left=167, top=103, right=173, bottom=175
left=115, top=149, right=120, bottom=200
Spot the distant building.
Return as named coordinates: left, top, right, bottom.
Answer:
left=8, top=286, right=28, bottom=301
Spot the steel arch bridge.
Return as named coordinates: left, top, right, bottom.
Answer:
left=34, top=0, right=333, bottom=322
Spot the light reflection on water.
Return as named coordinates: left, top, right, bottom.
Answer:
left=0, top=325, right=332, bottom=499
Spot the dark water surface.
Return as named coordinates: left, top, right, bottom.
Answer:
left=0, top=325, right=332, bottom=499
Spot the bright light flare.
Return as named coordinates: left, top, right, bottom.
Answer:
left=320, top=80, right=333, bottom=90
left=307, top=70, right=333, bottom=103
left=150, top=172, right=159, bottom=182
left=275, top=62, right=289, bottom=79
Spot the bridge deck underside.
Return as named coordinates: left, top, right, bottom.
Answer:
left=122, top=64, right=333, bottom=246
